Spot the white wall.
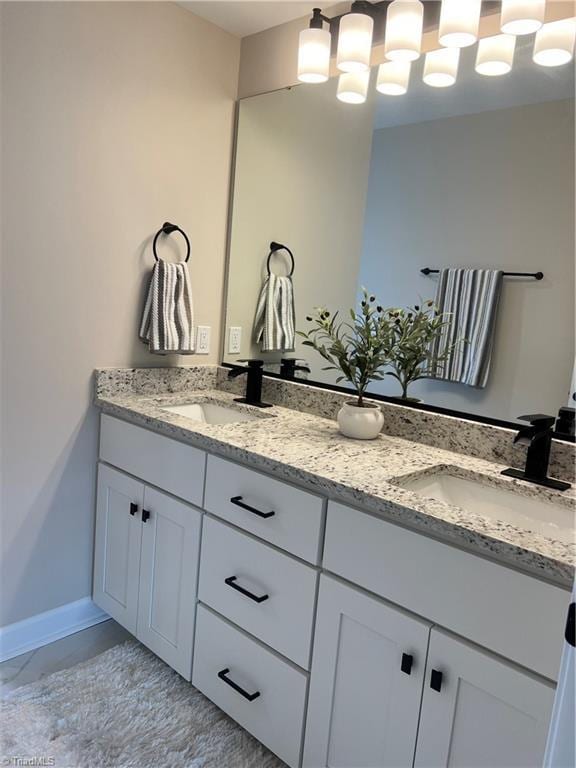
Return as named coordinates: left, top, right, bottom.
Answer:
left=224, top=79, right=374, bottom=379
left=0, top=2, right=240, bottom=627
left=360, top=100, right=575, bottom=420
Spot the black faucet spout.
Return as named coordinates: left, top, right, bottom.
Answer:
left=227, top=360, right=272, bottom=409
left=501, top=414, right=570, bottom=491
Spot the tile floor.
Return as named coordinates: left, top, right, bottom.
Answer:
left=0, top=619, right=132, bottom=696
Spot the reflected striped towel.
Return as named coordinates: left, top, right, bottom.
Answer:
left=139, top=258, right=195, bottom=354
left=428, top=268, right=503, bottom=388
left=253, top=274, right=295, bottom=352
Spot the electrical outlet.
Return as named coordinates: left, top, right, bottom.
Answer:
left=196, top=326, right=211, bottom=354
left=228, top=326, right=242, bottom=354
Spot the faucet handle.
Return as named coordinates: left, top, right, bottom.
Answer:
left=238, top=359, right=264, bottom=368
left=517, top=414, right=556, bottom=430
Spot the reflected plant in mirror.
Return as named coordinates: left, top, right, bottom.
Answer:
left=384, top=301, right=458, bottom=402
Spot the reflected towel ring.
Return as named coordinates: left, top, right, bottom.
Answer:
left=267, top=241, right=295, bottom=277
left=153, top=222, right=191, bottom=263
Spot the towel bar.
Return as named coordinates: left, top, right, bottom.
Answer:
left=421, top=268, right=543, bottom=280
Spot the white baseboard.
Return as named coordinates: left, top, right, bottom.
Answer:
left=0, top=597, right=110, bottom=662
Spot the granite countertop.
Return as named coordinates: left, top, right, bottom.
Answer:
left=95, top=388, right=576, bottom=588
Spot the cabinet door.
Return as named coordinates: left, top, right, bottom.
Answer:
left=136, top=486, right=201, bottom=680
left=415, top=629, right=556, bottom=768
left=93, top=464, right=143, bottom=634
left=303, top=575, right=431, bottom=768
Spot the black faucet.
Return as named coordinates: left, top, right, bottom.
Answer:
left=227, top=360, right=272, bottom=408
left=279, top=358, right=311, bottom=380
left=501, top=414, right=571, bottom=491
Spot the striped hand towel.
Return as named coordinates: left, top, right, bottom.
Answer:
left=253, top=274, right=295, bottom=352
left=139, top=258, right=195, bottom=354
left=428, top=268, right=503, bottom=388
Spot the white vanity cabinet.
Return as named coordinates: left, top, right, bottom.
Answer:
left=93, top=415, right=569, bottom=768
left=304, top=574, right=556, bottom=768
left=93, top=464, right=143, bottom=634
left=93, top=462, right=201, bottom=680
left=304, top=575, right=431, bottom=768
left=415, top=629, right=555, bottom=768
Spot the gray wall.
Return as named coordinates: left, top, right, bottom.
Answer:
left=360, top=100, right=575, bottom=419
left=0, top=2, right=240, bottom=627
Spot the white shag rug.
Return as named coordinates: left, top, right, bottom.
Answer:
left=1, top=640, right=286, bottom=768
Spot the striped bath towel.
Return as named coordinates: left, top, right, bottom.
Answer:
left=139, top=258, right=195, bottom=354
left=253, top=274, right=295, bottom=352
left=428, top=268, right=503, bottom=388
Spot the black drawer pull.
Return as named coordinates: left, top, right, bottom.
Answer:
left=225, top=576, right=269, bottom=604
left=230, top=496, right=275, bottom=519
left=217, top=668, right=260, bottom=702
left=401, top=653, right=413, bottom=675
left=141, top=509, right=151, bottom=523
left=430, top=669, right=443, bottom=692
left=129, top=502, right=138, bottom=516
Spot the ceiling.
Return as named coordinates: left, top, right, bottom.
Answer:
left=179, top=1, right=318, bottom=37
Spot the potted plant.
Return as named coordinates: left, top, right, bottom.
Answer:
left=383, top=301, right=455, bottom=400
left=298, top=290, right=393, bottom=439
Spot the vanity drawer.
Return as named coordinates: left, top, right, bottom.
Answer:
left=193, top=604, right=307, bottom=768
left=199, top=516, right=317, bottom=668
left=324, top=501, right=569, bottom=681
left=204, top=455, right=323, bottom=563
left=99, top=415, right=205, bottom=506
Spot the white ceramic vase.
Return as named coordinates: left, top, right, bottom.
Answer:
left=337, top=401, right=384, bottom=440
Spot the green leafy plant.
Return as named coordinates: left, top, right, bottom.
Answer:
left=297, top=289, right=394, bottom=407
left=382, top=301, right=456, bottom=400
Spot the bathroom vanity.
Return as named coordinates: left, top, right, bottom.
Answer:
left=92, top=367, right=574, bottom=768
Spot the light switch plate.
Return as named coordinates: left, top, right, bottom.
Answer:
left=196, top=326, right=211, bottom=354
left=228, top=326, right=242, bottom=354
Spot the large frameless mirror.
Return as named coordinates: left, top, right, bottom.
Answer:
left=223, top=37, right=575, bottom=430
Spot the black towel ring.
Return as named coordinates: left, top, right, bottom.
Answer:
left=267, top=241, right=294, bottom=277
left=153, top=222, right=191, bottom=263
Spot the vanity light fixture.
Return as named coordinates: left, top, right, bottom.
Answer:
left=337, top=10, right=374, bottom=72
left=337, top=70, right=371, bottom=103
left=533, top=17, right=576, bottom=67
left=297, top=8, right=332, bottom=83
left=423, top=47, right=460, bottom=87
left=439, top=0, right=482, bottom=48
left=500, top=0, right=545, bottom=35
left=384, top=0, right=424, bottom=62
left=296, top=2, right=574, bottom=103
left=376, top=60, right=411, bottom=94
left=475, top=34, right=516, bottom=75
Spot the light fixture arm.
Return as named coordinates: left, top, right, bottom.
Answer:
left=309, top=1, right=379, bottom=30
left=309, top=7, right=331, bottom=29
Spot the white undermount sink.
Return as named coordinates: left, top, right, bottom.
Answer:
left=162, top=402, right=260, bottom=425
left=400, top=472, right=575, bottom=545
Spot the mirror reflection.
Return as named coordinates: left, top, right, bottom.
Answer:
left=224, top=41, right=574, bottom=425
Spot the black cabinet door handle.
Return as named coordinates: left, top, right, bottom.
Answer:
left=230, top=495, right=275, bottom=519
left=401, top=653, right=413, bottom=675
left=430, top=669, right=443, bottom=692
left=129, top=503, right=138, bottom=516
left=225, top=576, right=269, bottom=604
left=141, top=509, right=151, bottom=523
left=565, top=602, right=575, bottom=648
left=217, top=668, right=261, bottom=702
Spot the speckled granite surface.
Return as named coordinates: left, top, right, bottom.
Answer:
left=94, top=367, right=575, bottom=587
left=217, top=369, right=575, bottom=484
